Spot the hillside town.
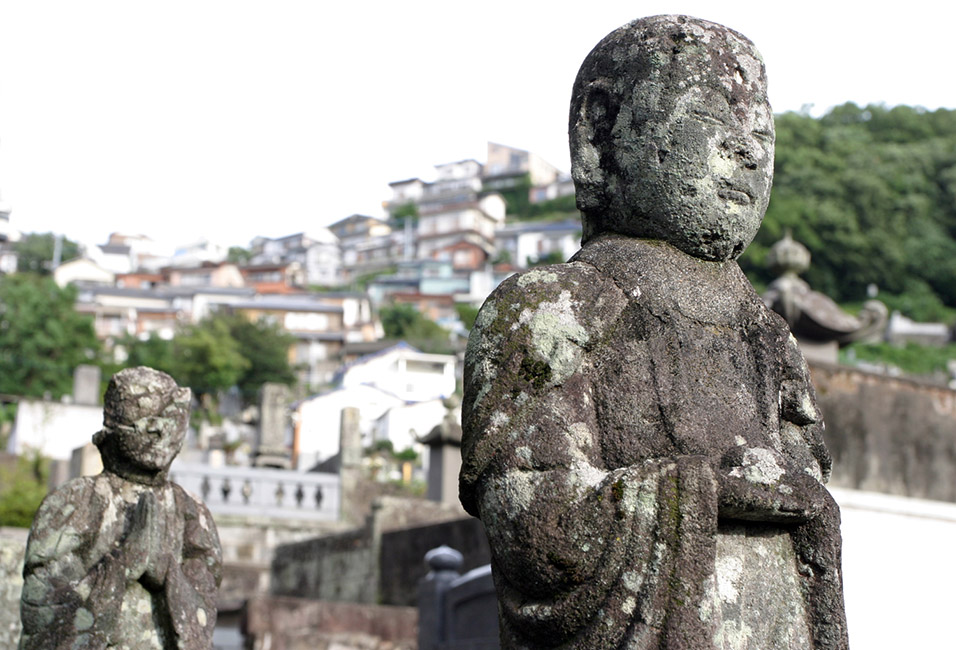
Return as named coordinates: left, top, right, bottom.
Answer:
left=0, top=140, right=581, bottom=468
left=0, top=141, right=585, bottom=647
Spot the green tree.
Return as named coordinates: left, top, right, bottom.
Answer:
left=740, top=103, right=956, bottom=320
left=117, top=313, right=298, bottom=404
left=528, top=250, right=565, bottom=267
left=389, top=202, right=419, bottom=229
left=455, top=303, right=480, bottom=330
left=379, top=303, right=452, bottom=353
left=494, top=173, right=534, bottom=218
left=227, top=246, right=253, bottom=265
left=118, top=333, right=176, bottom=375
left=15, top=232, right=81, bottom=274
left=215, top=313, right=297, bottom=399
left=0, top=274, right=101, bottom=398
left=171, top=317, right=249, bottom=401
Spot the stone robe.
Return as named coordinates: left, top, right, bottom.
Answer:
left=19, top=472, right=222, bottom=650
left=460, top=235, right=847, bottom=649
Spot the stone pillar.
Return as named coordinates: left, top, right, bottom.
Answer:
left=339, top=406, right=362, bottom=524
left=253, top=383, right=291, bottom=468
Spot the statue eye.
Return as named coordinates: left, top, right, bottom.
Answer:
left=753, top=129, right=773, bottom=143
left=692, top=111, right=726, bottom=126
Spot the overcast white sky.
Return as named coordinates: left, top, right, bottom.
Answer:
left=1, top=1, right=953, bottom=252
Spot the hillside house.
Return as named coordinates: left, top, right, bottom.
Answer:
left=249, top=230, right=343, bottom=287
left=294, top=343, right=456, bottom=469
left=495, top=219, right=582, bottom=269
left=226, top=292, right=378, bottom=389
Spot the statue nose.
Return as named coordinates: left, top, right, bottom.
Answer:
left=723, top=137, right=758, bottom=170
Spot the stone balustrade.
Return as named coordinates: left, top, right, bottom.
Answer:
left=170, top=462, right=340, bottom=522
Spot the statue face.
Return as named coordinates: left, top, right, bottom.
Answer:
left=571, top=15, right=774, bottom=261
left=111, top=400, right=187, bottom=473
left=612, top=79, right=774, bottom=261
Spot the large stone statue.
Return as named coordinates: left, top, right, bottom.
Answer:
left=19, top=367, right=222, bottom=649
left=461, top=15, right=848, bottom=649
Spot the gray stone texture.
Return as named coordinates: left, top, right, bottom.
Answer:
left=461, top=15, right=847, bottom=649
left=254, top=382, right=292, bottom=468
left=813, top=363, right=956, bottom=501
left=1, top=531, right=27, bottom=648
left=19, top=367, right=222, bottom=649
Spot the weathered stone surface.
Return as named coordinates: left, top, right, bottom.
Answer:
left=461, top=15, right=847, bottom=649
left=19, top=367, right=222, bottom=649
left=1, top=532, right=27, bottom=648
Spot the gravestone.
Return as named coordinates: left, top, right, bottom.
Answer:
left=19, top=366, right=222, bottom=649
left=420, top=396, right=463, bottom=506
left=72, top=364, right=101, bottom=406
left=253, top=382, right=292, bottom=468
left=339, top=406, right=364, bottom=524
left=460, top=15, right=848, bottom=650
left=69, top=441, right=103, bottom=479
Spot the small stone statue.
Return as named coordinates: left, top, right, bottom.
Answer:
left=461, top=15, right=848, bottom=649
left=19, top=367, right=222, bottom=649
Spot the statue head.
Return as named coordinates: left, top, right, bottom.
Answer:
left=94, top=367, right=191, bottom=481
left=570, top=15, right=774, bottom=261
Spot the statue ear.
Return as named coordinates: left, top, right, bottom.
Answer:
left=570, top=83, right=614, bottom=212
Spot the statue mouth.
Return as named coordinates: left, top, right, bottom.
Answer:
left=717, top=187, right=752, bottom=205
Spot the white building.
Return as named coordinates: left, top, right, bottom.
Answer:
left=293, top=343, right=456, bottom=469
left=249, top=230, right=343, bottom=287
left=53, top=257, right=115, bottom=288
left=495, top=219, right=582, bottom=269
left=483, top=141, right=562, bottom=188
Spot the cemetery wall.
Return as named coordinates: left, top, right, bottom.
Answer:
left=812, top=362, right=956, bottom=501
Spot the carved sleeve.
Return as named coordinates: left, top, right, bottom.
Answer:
left=164, top=488, right=222, bottom=648
left=19, top=480, right=127, bottom=650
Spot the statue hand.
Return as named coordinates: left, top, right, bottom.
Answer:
left=126, top=492, right=171, bottom=590
left=123, top=492, right=154, bottom=583
left=716, top=446, right=828, bottom=522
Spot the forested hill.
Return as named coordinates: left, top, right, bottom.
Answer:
left=739, top=103, right=956, bottom=321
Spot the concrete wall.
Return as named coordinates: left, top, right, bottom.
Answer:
left=834, top=488, right=956, bottom=649
left=379, top=517, right=490, bottom=607
left=270, top=497, right=485, bottom=607
left=812, top=362, right=956, bottom=501
left=272, top=528, right=376, bottom=603
left=9, top=400, right=102, bottom=460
